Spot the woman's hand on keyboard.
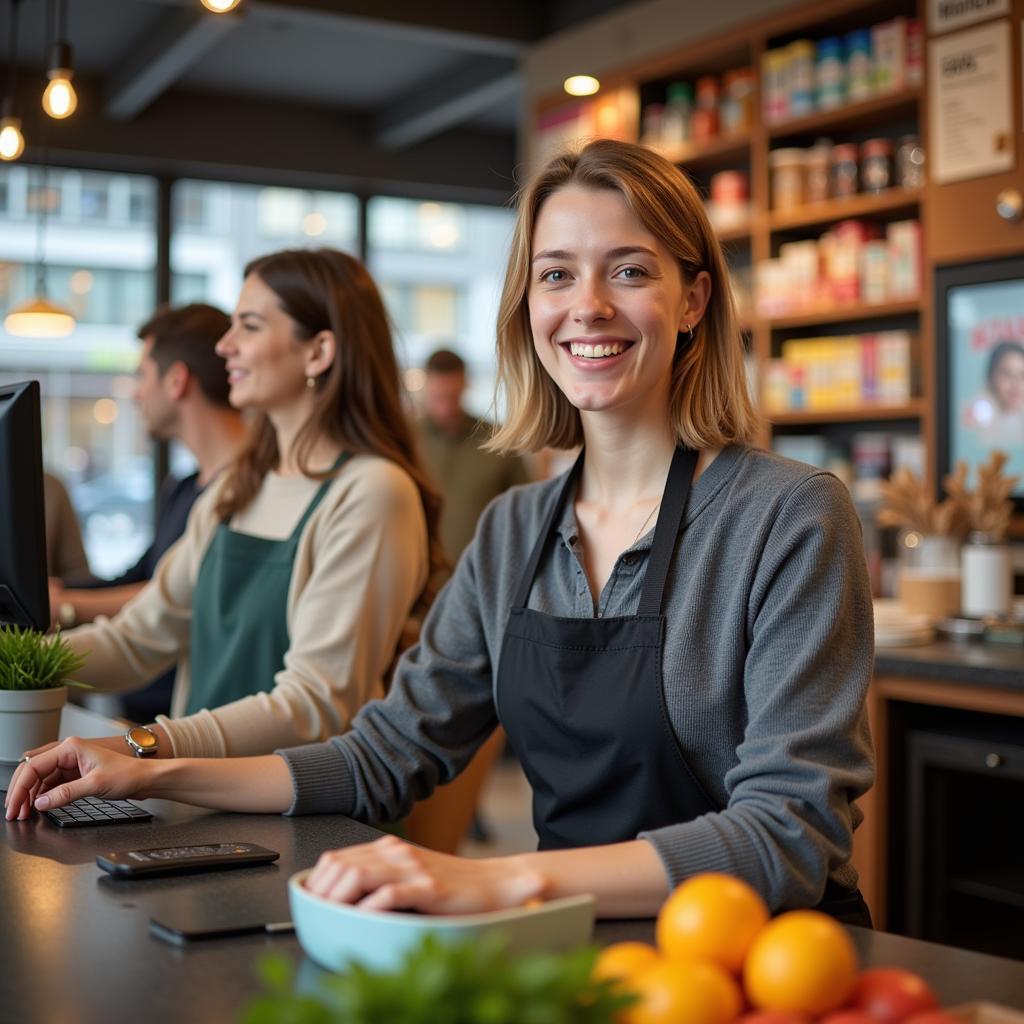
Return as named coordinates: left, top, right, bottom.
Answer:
left=4, top=737, right=151, bottom=821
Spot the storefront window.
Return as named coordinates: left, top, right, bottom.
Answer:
left=0, top=165, right=158, bottom=578
left=367, top=197, right=513, bottom=415
left=170, top=180, right=359, bottom=311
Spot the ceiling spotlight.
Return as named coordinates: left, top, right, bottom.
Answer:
left=563, top=75, right=600, bottom=97
left=201, top=0, right=242, bottom=11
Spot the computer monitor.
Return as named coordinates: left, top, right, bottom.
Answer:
left=0, top=380, right=50, bottom=630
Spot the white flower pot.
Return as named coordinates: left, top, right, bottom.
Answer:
left=0, top=686, right=68, bottom=764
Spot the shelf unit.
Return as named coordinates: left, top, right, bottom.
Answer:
left=531, top=0, right=931, bottom=470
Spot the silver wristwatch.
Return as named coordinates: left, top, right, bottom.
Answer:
left=124, top=725, right=159, bottom=758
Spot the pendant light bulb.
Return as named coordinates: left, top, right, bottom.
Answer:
left=201, top=0, right=241, bottom=11
left=42, top=39, right=76, bottom=119
left=0, top=114, right=25, bottom=161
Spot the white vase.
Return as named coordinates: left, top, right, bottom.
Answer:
left=0, top=686, right=68, bottom=764
left=961, top=536, right=1013, bottom=618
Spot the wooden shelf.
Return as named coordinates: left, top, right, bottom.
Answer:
left=769, top=188, right=922, bottom=233
left=763, top=298, right=920, bottom=329
left=657, top=133, right=751, bottom=171
left=769, top=400, right=926, bottom=425
left=767, top=87, right=921, bottom=140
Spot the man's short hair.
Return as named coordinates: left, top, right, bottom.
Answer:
left=138, top=304, right=232, bottom=408
left=425, top=349, right=466, bottom=375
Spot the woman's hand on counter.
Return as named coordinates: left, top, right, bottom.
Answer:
left=3, top=737, right=152, bottom=820
left=304, top=834, right=547, bottom=914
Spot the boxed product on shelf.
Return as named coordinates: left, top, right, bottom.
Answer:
left=763, top=330, right=916, bottom=412
left=872, top=18, right=909, bottom=93
left=756, top=218, right=922, bottom=314
left=707, top=170, right=750, bottom=230
left=886, top=219, right=923, bottom=298
left=761, top=17, right=921, bottom=124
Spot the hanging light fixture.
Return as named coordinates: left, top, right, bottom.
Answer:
left=1, top=0, right=26, bottom=161
left=200, top=0, right=242, bottom=12
left=41, top=0, right=77, bottom=120
left=4, top=167, right=76, bottom=337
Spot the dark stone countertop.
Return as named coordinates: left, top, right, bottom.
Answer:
left=874, top=640, right=1024, bottom=690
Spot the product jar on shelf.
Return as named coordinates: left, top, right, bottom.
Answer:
left=830, top=142, right=860, bottom=198
left=861, top=137, right=894, bottom=193
left=805, top=139, right=833, bottom=202
left=896, top=134, right=925, bottom=189
left=770, top=148, right=807, bottom=211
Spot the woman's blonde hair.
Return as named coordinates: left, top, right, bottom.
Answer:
left=215, top=248, right=446, bottom=610
left=490, top=139, right=760, bottom=453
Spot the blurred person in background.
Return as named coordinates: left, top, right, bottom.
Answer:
left=43, top=472, right=91, bottom=582
left=49, top=303, right=246, bottom=722
left=417, top=348, right=530, bottom=568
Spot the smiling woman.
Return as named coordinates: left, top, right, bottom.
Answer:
left=6, top=145, right=875, bottom=931
left=4, top=247, right=445, bottom=772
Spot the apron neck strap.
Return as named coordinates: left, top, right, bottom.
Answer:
left=636, top=446, right=698, bottom=617
left=511, top=449, right=585, bottom=610
left=287, top=450, right=353, bottom=540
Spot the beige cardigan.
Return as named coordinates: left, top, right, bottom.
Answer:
left=66, top=455, right=429, bottom=759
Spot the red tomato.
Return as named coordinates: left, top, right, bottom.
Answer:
left=820, top=1013, right=878, bottom=1024
left=737, top=1013, right=811, bottom=1024
left=849, top=969, right=940, bottom=1024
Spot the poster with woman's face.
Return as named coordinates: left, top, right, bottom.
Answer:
left=949, top=279, right=1024, bottom=498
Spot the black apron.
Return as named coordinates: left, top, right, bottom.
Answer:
left=494, top=446, right=872, bottom=928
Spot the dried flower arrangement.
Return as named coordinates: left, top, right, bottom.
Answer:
left=877, top=451, right=1019, bottom=540
left=943, top=451, right=1020, bottom=541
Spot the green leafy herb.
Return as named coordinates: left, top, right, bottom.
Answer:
left=0, top=625, right=86, bottom=691
left=240, top=933, right=634, bottom=1024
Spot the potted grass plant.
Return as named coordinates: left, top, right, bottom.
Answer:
left=0, top=625, right=85, bottom=764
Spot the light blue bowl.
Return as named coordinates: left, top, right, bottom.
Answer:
left=288, top=869, right=596, bottom=972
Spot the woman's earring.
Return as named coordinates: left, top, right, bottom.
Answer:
left=306, top=376, right=316, bottom=390
left=685, top=323, right=695, bottom=342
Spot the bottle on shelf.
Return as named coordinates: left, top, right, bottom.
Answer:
left=815, top=37, right=845, bottom=110
left=721, top=68, right=755, bottom=135
left=660, top=81, right=694, bottom=149
left=861, top=138, right=895, bottom=193
left=844, top=28, right=873, bottom=102
left=692, top=76, right=720, bottom=141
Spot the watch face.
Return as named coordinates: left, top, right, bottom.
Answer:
left=128, top=727, right=158, bottom=751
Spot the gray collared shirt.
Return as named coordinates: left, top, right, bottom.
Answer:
left=279, top=445, right=875, bottom=911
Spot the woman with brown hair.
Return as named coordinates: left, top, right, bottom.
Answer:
left=11, top=247, right=444, bottom=760
left=8, top=144, right=874, bottom=925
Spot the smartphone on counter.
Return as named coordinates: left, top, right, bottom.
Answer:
left=96, top=841, right=279, bottom=879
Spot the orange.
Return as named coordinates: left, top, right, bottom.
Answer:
left=622, top=958, right=743, bottom=1024
left=592, top=942, right=662, bottom=986
left=656, top=873, right=770, bottom=974
left=743, top=910, right=858, bottom=1017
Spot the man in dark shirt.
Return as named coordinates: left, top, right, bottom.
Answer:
left=51, top=303, right=246, bottom=721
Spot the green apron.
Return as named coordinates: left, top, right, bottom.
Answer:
left=186, top=454, right=351, bottom=716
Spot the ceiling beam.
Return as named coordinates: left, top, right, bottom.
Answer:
left=104, top=8, right=242, bottom=121
left=375, top=58, right=520, bottom=151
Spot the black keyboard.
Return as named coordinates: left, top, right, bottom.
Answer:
left=44, top=796, right=153, bottom=828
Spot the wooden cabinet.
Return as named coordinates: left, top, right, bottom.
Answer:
left=852, top=658, right=1024, bottom=954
